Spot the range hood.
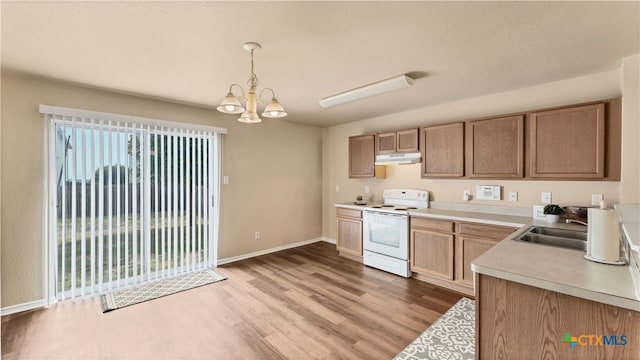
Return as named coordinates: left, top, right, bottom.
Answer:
left=375, top=152, right=421, bottom=165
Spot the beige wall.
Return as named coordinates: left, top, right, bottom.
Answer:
left=621, top=54, right=640, bottom=203
left=1, top=71, right=323, bottom=307
left=323, top=66, right=639, bottom=239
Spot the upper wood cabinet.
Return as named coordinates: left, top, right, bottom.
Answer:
left=421, top=123, right=464, bottom=178
left=376, top=128, right=419, bottom=154
left=466, top=115, right=524, bottom=178
left=376, top=132, right=397, bottom=154
left=529, top=103, right=605, bottom=179
left=349, top=135, right=375, bottom=178
left=347, top=98, right=619, bottom=181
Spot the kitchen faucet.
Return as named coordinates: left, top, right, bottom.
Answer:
left=566, top=219, right=588, bottom=226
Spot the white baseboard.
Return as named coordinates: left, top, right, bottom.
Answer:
left=322, top=237, right=336, bottom=244
left=217, top=237, right=326, bottom=265
left=1, top=298, right=47, bottom=317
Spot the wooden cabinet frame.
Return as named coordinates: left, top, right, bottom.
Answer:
left=477, top=275, right=640, bottom=359
left=349, top=98, right=620, bottom=181
left=349, top=135, right=375, bottom=178
left=455, top=235, right=496, bottom=287
left=410, top=229, right=454, bottom=280
left=409, top=218, right=517, bottom=296
left=375, top=128, right=419, bottom=154
left=421, top=122, right=464, bottom=178
left=530, top=103, right=605, bottom=179
left=336, top=208, right=363, bottom=262
left=466, top=115, right=524, bottom=178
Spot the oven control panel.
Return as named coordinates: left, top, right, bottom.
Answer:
left=383, top=189, right=429, bottom=201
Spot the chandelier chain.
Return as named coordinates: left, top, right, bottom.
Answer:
left=248, top=49, right=259, bottom=89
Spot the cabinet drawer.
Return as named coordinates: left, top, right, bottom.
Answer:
left=411, top=217, right=454, bottom=233
left=336, top=208, right=362, bottom=219
left=458, top=222, right=517, bottom=240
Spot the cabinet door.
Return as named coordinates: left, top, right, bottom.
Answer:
left=455, top=235, right=496, bottom=287
left=467, top=115, right=524, bottom=178
left=410, top=229, right=454, bottom=280
left=396, top=129, right=419, bottom=153
left=530, top=103, right=605, bottom=178
left=336, top=217, right=362, bottom=257
left=421, top=123, right=464, bottom=177
left=349, top=135, right=375, bottom=178
left=376, top=132, right=397, bottom=154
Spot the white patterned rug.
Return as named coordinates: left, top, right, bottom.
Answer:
left=100, top=268, right=226, bottom=313
left=394, top=297, right=475, bottom=360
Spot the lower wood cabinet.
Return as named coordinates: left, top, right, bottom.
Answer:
left=410, top=216, right=517, bottom=296
left=411, top=229, right=454, bottom=280
left=336, top=208, right=363, bottom=262
left=477, top=274, right=640, bottom=359
left=455, top=236, right=496, bottom=287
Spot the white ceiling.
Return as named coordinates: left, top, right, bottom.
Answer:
left=2, top=1, right=639, bottom=127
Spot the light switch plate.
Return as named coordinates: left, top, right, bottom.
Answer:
left=541, top=192, right=552, bottom=204
left=476, top=185, right=501, bottom=200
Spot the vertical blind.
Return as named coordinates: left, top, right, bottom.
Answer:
left=41, top=105, right=225, bottom=301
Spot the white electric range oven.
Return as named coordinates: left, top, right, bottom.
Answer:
left=362, top=189, right=429, bottom=278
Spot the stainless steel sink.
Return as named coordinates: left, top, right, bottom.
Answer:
left=528, top=227, right=587, bottom=240
left=513, top=226, right=587, bottom=251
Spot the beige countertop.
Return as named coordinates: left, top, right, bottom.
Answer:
left=414, top=209, right=639, bottom=311
left=334, top=202, right=640, bottom=311
left=472, top=227, right=639, bottom=311
left=408, top=208, right=530, bottom=227
left=335, top=202, right=382, bottom=211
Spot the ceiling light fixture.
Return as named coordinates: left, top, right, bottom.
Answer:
left=217, top=42, right=287, bottom=123
left=319, top=74, right=414, bottom=109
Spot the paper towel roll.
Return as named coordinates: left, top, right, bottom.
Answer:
left=587, top=208, right=620, bottom=262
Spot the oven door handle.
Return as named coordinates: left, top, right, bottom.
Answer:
left=364, top=210, right=406, bottom=218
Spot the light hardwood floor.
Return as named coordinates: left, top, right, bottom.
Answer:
left=2, top=241, right=463, bottom=359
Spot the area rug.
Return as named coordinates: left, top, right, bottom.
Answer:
left=394, top=297, right=475, bottom=360
left=100, top=268, right=226, bottom=313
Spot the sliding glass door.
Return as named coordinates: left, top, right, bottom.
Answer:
left=45, top=109, right=222, bottom=301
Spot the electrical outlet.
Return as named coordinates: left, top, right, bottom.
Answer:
left=335, top=185, right=340, bottom=192
left=255, top=231, right=261, bottom=240
left=463, top=189, right=471, bottom=201
left=223, top=175, right=229, bottom=185
left=541, top=192, right=552, bottom=204
left=509, top=191, right=518, bottom=202
left=592, top=194, right=603, bottom=206
left=365, top=186, right=370, bottom=194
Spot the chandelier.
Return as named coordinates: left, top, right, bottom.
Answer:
left=216, top=42, right=287, bottom=123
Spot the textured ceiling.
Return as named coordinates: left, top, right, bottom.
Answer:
left=2, top=1, right=639, bottom=127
